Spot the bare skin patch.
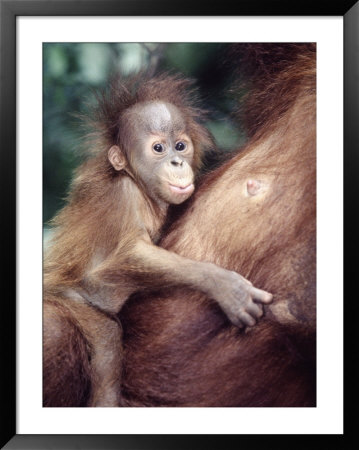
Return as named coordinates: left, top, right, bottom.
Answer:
left=247, top=179, right=261, bottom=196
left=244, top=178, right=270, bottom=199
left=132, top=101, right=186, bottom=137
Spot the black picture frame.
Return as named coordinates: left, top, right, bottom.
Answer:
left=1, top=1, right=357, bottom=448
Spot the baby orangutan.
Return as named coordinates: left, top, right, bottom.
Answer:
left=44, top=75, right=272, bottom=407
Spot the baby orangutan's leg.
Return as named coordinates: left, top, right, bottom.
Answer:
left=71, top=301, right=123, bottom=407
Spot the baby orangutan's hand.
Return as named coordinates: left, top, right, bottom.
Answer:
left=206, top=268, right=273, bottom=328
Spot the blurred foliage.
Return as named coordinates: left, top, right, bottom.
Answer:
left=43, top=43, right=247, bottom=226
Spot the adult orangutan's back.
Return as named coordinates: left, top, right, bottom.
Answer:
left=120, top=44, right=316, bottom=406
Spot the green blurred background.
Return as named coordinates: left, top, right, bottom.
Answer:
left=43, top=43, right=247, bottom=230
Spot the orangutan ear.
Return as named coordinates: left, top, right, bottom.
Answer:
left=108, top=145, right=127, bottom=171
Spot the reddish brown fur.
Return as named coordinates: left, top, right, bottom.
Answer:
left=232, top=43, right=316, bottom=138
left=44, top=44, right=316, bottom=407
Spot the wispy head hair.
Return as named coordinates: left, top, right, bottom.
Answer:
left=83, top=72, right=214, bottom=170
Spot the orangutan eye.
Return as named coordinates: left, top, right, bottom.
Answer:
left=175, top=141, right=186, bottom=151
left=153, top=143, right=164, bottom=153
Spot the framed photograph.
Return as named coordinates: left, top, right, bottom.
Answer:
left=1, top=0, right=356, bottom=448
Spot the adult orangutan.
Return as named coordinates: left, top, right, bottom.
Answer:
left=44, top=43, right=316, bottom=407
